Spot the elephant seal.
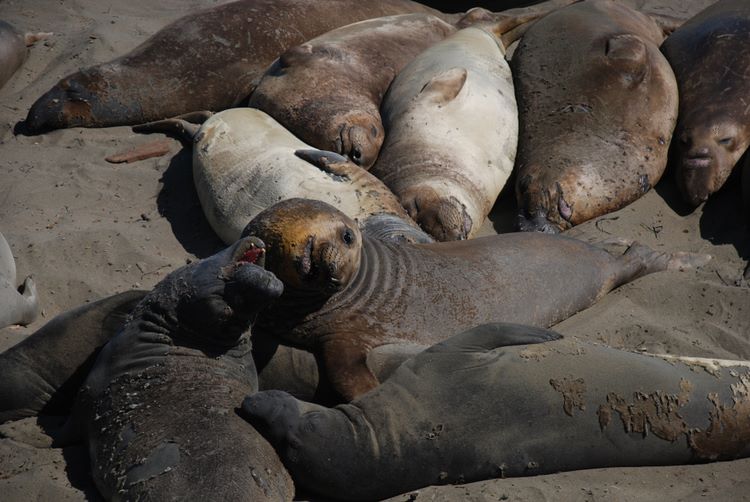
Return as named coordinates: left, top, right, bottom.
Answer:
left=0, top=21, right=50, bottom=89
left=0, top=232, right=40, bottom=329
left=243, top=323, right=750, bottom=501
left=370, top=26, right=517, bottom=241
left=661, top=0, right=750, bottom=207
left=247, top=13, right=456, bottom=167
left=0, top=290, right=145, bottom=423
left=22, top=0, right=447, bottom=134
left=242, top=198, right=710, bottom=400
left=72, top=237, right=293, bottom=500
left=512, top=0, right=678, bottom=233
left=135, top=108, right=431, bottom=245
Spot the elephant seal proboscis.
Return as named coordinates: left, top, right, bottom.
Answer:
left=22, top=0, right=448, bottom=133
left=247, top=13, right=456, bottom=167
left=0, top=21, right=50, bottom=90
left=242, top=198, right=710, bottom=400
left=134, top=108, right=432, bottom=245
left=72, top=237, right=293, bottom=500
left=243, top=323, right=750, bottom=501
left=370, top=25, right=517, bottom=241
left=661, top=0, right=750, bottom=207
left=0, top=232, right=40, bottom=329
left=512, top=0, right=678, bottom=233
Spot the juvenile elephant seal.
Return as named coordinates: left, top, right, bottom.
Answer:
left=243, top=323, right=750, bottom=501
left=0, top=232, right=39, bottom=329
left=23, top=0, right=446, bottom=133
left=72, top=237, right=293, bottom=500
left=242, top=198, right=709, bottom=400
left=135, top=108, right=430, bottom=245
left=370, top=26, right=517, bottom=240
left=0, top=21, right=50, bottom=89
left=661, top=0, right=750, bottom=207
left=248, top=13, right=456, bottom=167
left=512, top=0, right=678, bottom=232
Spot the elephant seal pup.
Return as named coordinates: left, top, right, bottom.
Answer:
left=0, top=21, right=50, bottom=89
left=0, top=232, right=40, bottom=329
left=248, top=14, right=456, bottom=167
left=661, top=0, right=750, bottom=207
left=512, top=0, right=678, bottom=233
left=0, top=291, right=145, bottom=423
left=242, top=198, right=709, bottom=400
left=22, top=0, right=446, bottom=133
left=71, top=237, right=293, bottom=500
left=135, top=108, right=430, bottom=245
left=370, top=26, right=517, bottom=241
left=243, top=323, right=750, bottom=501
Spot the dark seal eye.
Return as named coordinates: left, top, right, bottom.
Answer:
left=342, top=228, right=355, bottom=246
left=718, top=137, right=733, bottom=146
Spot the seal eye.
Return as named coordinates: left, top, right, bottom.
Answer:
left=342, top=228, right=355, bottom=246
left=718, top=137, right=733, bottom=146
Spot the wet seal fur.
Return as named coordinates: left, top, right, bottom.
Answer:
left=69, top=238, right=293, bottom=500
left=242, top=198, right=710, bottom=401
left=512, top=0, right=678, bottom=233
left=22, top=0, right=447, bottom=133
left=371, top=26, right=517, bottom=241
left=661, top=0, right=750, bottom=207
left=0, top=232, right=39, bottom=329
left=243, top=323, right=750, bottom=501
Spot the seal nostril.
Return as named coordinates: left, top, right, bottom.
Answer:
left=352, top=148, right=362, bottom=160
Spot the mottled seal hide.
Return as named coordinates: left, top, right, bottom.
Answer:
left=371, top=26, right=517, bottom=241
left=244, top=323, right=750, bottom=501
left=23, top=0, right=446, bottom=133
left=242, top=198, right=708, bottom=400
left=512, top=0, right=677, bottom=232
left=248, top=14, right=456, bottom=167
left=661, top=0, right=750, bottom=206
left=0, top=232, right=39, bottom=329
left=75, top=238, right=293, bottom=500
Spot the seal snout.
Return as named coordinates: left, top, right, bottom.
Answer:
left=517, top=210, right=561, bottom=234
left=335, top=117, right=383, bottom=169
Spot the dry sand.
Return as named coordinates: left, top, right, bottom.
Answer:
left=0, top=0, right=748, bottom=500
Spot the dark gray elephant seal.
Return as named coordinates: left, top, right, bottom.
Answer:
left=242, top=198, right=709, bottom=401
left=72, top=237, right=293, bottom=500
left=0, top=290, right=145, bottom=424
left=512, top=0, right=678, bottom=233
left=243, top=323, right=750, bottom=501
left=23, top=0, right=447, bottom=133
left=661, top=0, right=750, bottom=207
left=0, top=21, right=49, bottom=89
left=0, top=232, right=40, bottom=329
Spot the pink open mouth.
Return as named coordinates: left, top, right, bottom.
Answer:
left=239, top=246, right=265, bottom=265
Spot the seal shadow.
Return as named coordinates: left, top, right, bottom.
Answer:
left=698, top=169, right=750, bottom=264
left=156, top=147, right=225, bottom=259
left=486, top=171, right=519, bottom=234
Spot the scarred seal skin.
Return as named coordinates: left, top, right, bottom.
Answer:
left=74, top=237, right=293, bottom=500
left=23, top=0, right=447, bottom=133
left=661, top=0, right=750, bottom=207
left=242, top=198, right=709, bottom=401
left=0, top=232, right=39, bottom=329
left=243, top=323, right=750, bottom=501
left=512, top=0, right=677, bottom=233
left=371, top=26, right=517, bottom=241
left=248, top=13, right=456, bottom=168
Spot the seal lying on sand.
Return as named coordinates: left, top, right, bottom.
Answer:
left=22, top=0, right=446, bottom=133
left=0, top=232, right=40, bottom=329
left=0, top=21, right=49, bottom=89
left=68, top=237, right=293, bottom=500
left=661, top=0, right=750, bottom=207
left=512, top=0, right=678, bottom=233
left=242, top=198, right=710, bottom=400
left=243, top=323, right=750, bottom=501
left=370, top=25, right=517, bottom=241
left=135, top=108, right=431, bottom=245
left=248, top=13, right=456, bottom=168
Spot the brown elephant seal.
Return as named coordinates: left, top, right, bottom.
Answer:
left=512, top=0, right=678, bottom=233
left=0, top=21, right=50, bottom=90
left=243, top=323, right=750, bottom=501
left=247, top=13, right=456, bottom=167
left=0, top=290, right=145, bottom=423
left=69, top=237, right=293, bottom=500
left=22, top=0, right=447, bottom=134
left=242, top=198, right=710, bottom=401
left=0, top=232, right=40, bottom=329
left=661, top=0, right=750, bottom=207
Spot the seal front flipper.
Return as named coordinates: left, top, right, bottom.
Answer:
left=321, top=336, right=379, bottom=402
left=425, top=322, right=561, bottom=354
left=132, top=111, right=213, bottom=144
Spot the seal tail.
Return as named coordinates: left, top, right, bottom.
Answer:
left=132, top=110, right=213, bottom=144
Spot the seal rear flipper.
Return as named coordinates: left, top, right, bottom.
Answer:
left=131, top=111, right=213, bottom=143
left=294, top=149, right=351, bottom=177
left=425, top=323, right=561, bottom=355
